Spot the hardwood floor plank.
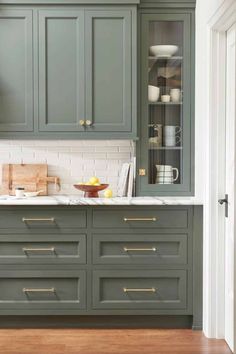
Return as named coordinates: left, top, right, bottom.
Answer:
left=0, top=329, right=232, bottom=354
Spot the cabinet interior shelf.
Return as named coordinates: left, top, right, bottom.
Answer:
left=148, top=56, right=183, bottom=61
left=149, top=102, right=183, bottom=105
left=148, top=145, right=183, bottom=150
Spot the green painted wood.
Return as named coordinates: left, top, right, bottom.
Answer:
left=92, top=233, right=188, bottom=265
left=93, top=269, right=187, bottom=309
left=0, top=270, right=86, bottom=310
left=0, top=0, right=140, bottom=3
left=85, top=9, right=133, bottom=132
left=136, top=11, right=194, bottom=196
left=0, top=209, right=87, bottom=229
left=0, top=10, right=33, bottom=132
left=92, top=208, right=189, bottom=228
left=38, top=10, right=85, bottom=132
left=0, top=234, right=86, bottom=265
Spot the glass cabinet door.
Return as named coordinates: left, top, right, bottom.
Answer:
left=138, top=13, right=193, bottom=196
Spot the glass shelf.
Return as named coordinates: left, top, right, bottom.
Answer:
left=149, top=145, right=183, bottom=150
left=148, top=102, right=183, bottom=105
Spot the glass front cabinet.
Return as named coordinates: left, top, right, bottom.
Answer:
left=137, top=11, right=194, bottom=196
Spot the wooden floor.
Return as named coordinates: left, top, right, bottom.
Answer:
left=0, top=329, right=232, bottom=354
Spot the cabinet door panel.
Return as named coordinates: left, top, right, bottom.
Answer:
left=39, top=11, right=85, bottom=132
left=85, top=10, right=132, bottom=132
left=0, top=10, right=33, bottom=131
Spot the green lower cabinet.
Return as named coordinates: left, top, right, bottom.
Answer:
left=0, top=270, right=86, bottom=310
left=93, top=270, right=187, bottom=310
left=0, top=234, right=86, bottom=265
left=92, top=233, right=188, bottom=265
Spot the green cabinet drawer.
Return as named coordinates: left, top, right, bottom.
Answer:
left=0, top=208, right=86, bottom=230
left=92, top=208, right=188, bottom=229
left=0, top=270, right=86, bottom=310
left=92, top=234, right=187, bottom=265
left=0, top=234, right=86, bottom=264
left=93, top=270, right=187, bottom=310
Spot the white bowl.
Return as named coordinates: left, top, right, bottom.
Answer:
left=148, top=85, right=160, bottom=102
left=150, top=45, right=178, bottom=58
left=24, top=191, right=42, bottom=198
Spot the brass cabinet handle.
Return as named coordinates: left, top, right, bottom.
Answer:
left=79, top=120, right=85, bottom=126
left=23, top=287, right=55, bottom=293
left=22, top=218, right=55, bottom=223
left=123, top=287, right=156, bottom=293
left=123, top=247, right=157, bottom=252
left=22, top=247, right=55, bottom=253
left=123, top=217, right=157, bottom=222
left=85, top=120, right=92, bottom=126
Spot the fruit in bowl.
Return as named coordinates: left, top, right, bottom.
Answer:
left=74, top=176, right=109, bottom=198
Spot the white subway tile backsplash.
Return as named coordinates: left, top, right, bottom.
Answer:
left=0, top=140, right=134, bottom=195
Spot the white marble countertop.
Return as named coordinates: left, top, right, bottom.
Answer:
left=0, top=195, right=203, bottom=206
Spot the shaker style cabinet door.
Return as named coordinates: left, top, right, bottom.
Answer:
left=38, top=11, right=85, bottom=132
left=137, top=13, right=194, bottom=196
left=84, top=10, right=133, bottom=132
left=0, top=10, right=33, bottom=132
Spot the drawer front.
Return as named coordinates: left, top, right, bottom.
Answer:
left=92, top=209, right=188, bottom=229
left=92, top=234, right=187, bottom=265
left=93, top=270, right=187, bottom=309
left=0, top=209, right=86, bottom=230
left=0, top=270, right=86, bottom=309
left=0, top=234, right=86, bottom=264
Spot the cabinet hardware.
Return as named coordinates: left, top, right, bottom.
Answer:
left=79, top=120, right=85, bottom=126
left=139, top=169, right=146, bottom=176
left=123, top=217, right=156, bottom=222
left=123, top=247, right=156, bottom=252
left=22, top=247, right=55, bottom=253
left=22, top=218, right=55, bottom=223
left=218, top=194, right=228, bottom=217
left=85, top=120, right=92, bottom=126
left=123, top=287, right=156, bottom=293
left=23, top=288, right=55, bottom=293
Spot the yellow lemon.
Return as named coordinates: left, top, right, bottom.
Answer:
left=104, top=189, right=113, bottom=198
left=94, top=183, right=101, bottom=186
left=89, top=176, right=100, bottom=185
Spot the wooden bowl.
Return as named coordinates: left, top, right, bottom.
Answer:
left=73, top=184, right=109, bottom=198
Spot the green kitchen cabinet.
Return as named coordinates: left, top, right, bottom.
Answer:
left=0, top=4, right=137, bottom=138
left=0, top=10, right=33, bottom=132
left=136, top=6, right=195, bottom=196
left=38, top=10, right=85, bottom=132
left=84, top=9, right=135, bottom=133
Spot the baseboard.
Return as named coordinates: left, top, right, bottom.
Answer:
left=0, top=315, right=193, bottom=329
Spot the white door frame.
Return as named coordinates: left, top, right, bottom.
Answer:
left=205, top=0, right=236, bottom=340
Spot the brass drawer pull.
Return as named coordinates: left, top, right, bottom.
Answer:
left=123, top=287, right=156, bottom=293
left=22, top=247, right=55, bottom=253
left=123, top=217, right=156, bottom=222
left=123, top=247, right=157, bottom=252
left=23, top=287, right=55, bottom=293
left=22, top=218, right=55, bottom=223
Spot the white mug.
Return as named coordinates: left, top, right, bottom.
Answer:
left=155, top=165, right=179, bottom=184
left=161, top=95, right=171, bottom=103
left=170, top=88, right=181, bottom=103
left=164, top=136, right=181, bottom=147
left=148, top=85, right=160, bottom=102
left=164, top=125, right=181, bottom=136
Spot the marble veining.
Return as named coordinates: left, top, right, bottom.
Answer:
left=0, top=195, right=202, bottom=205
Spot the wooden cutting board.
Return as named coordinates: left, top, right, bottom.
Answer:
left=1, top=164, right=60, bottom=196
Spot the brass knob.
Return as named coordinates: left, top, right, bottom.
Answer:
left=86, top=120, right=92, bottom=126
left=79, top=120, right=85, bottom=126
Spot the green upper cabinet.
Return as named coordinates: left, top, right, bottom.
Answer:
left=38, top=10, right=85, bottom=132
left=0, top=5, right=137, bottom=138
left=84, top=10, right=133, bottom=133
left=0, top=10, right=33, bottom=132
left=137, top=9, right=195, bottom=196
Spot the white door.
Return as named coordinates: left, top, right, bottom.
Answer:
left=224, top=23, right=236, bottom=352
